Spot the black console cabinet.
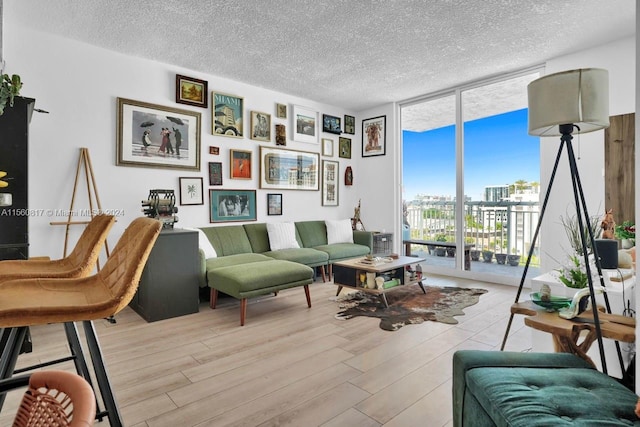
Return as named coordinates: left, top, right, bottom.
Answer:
left=0, top=97, right=35, bottom=260
left=130, top=228, right=199, bottom=322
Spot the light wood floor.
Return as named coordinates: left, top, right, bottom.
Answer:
left=0, top=275, right=532, bottom=426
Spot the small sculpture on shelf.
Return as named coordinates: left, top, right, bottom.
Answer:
left=141, top=189, right=178, bottom=228
left=351, top=199, right=365, bottom=231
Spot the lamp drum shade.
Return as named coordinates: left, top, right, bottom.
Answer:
left=527, top=68, right=609, bottom=136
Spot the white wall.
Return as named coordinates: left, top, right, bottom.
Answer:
left=3, top=14, right=363, bottom=260
left=540, top=37, right=636, bottom=272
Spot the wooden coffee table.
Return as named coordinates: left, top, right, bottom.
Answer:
left=511, top=300, right=635, bottom=367
left=332, top=256, right=426, bottom=308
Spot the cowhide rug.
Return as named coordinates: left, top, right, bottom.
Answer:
left=335, top=284, right=488, bottom=331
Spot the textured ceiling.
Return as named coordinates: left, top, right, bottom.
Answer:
left=8, top=0, right=636, bottom=114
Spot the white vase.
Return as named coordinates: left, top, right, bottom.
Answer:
left=621, top=238, right=635, bottom=249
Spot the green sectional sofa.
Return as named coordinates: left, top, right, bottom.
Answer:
left=197, top=220, right=373, bottom=325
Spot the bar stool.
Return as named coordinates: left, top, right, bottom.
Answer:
left=0, top=217, right=162, bottom=427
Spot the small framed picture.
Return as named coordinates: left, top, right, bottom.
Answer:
left=212, top=91, right=244, bottom=138
left=275, top=123, right=286, bottom=146
left=362, top=115, right=386, bottom=157
left=344, top=115, right=355, bottom=134
left=267, top=193, right=283, bottom=216
left=322, top=114, right=342, bottom=134
left=292, top=105, right=318, bottom=144
left=175, top=74, right=208, bottom=108
left=209, top=146, right=219, bottom=155
left=230, top=149, right=252, bottom=179
left=339, top=137, right=351, bottom=159
left=178, top=177, right=204, bottom=205
left=210, top=189, right=257, bottom=223
left=322, top=160, right=339, bottom=206
left=250, top=111, right=271, bottom=142
left=276, top=103, right=287, bottom=119
left=322, top=138, right=334, bottom=157
left=208, top=162, right=223, bottom=186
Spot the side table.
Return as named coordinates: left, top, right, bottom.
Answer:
left=130, top=228, right=200, bottom=322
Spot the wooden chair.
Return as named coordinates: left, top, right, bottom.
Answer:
left=0, top=217, right=162, bottom=427
left=0, top=213, right=115, bottom=280
left=9, top=370, right=96, bottom=427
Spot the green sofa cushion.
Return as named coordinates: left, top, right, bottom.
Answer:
left=466, top=366, right=640, bottom=426
left=263, top=248, right=328, bottom=267
left=296, top=221, right=328, bottom=248
left=205, top=253, right=272, bottom=271
left=207, top=260, right=313, bottom=299
left=314, top=243, right=370, bottom=262
left=200, top=225, right=253, bottom=256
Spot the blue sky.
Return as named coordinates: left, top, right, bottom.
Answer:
left=403, top=108, right=540, bottom=201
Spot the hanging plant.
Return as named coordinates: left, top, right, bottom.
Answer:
left=0, top=74, right=23, bottom=115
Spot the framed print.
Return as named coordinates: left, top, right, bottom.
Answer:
left=321, top=160, right=339, bottom=206
left=362, top=115, right=386, bottom=157
left=230, top=149, right=252, bottom=179
left=275, top=123, right=286, bottom=146
left=178, top=177, right=204, bottom=205
left=338, top=137, right=351, bottom=159
left=292, top=105, right=318, bottom=144
left=116, top=97, right=201, bottom=171
left=250, top=111, right=271, bottom=142
left=344, top=115, right=355, bottom=134
left=212, top=91, right=243, bottom=138
left=322, top=114, right=342, bottom=134
left=267, top=193, right=283, bottom=215
left=259, top=146, right=320, bottom=191
left=175, top=74, right=208, bottom=108
left=276, top=103, right=287, bottom=119
left=208, top=161, right=223, bottom=186
left=209, top=189, right=257, bottom=223
left=322, top=138, right=334, bottom=157
left=209, top=146, right=219, bottom=155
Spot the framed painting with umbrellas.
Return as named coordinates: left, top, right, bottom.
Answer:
left=116, top=98, right=201, bottom=170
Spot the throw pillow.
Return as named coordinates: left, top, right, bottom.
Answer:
left=267, top=222, right=300, bottom=250
left=184, top=228, right=217, bottom=258
left=326, top=219, right=354, bottom=244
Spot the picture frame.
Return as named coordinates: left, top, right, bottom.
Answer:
left=175, top=74, right=208, bottom=108
left=116, top=97, right=201, bottom=171
left=250, top=111, right=271, bottom=142
left=208, top=161, right=223, bottom=186
left=292, top=105, right=318, bottom=144
left=275, top=123, right=286, bottom=146
left=209, top=146, right=219, bottom=155
left=322, top=114, right=342, bottom=134
left=230, top=149, right=252, bottom=179
left=322, top=138, right=334, bottom=157
left=259, top=146, right=320, bottom=191
left=267, top=193, right=283, bottom=216
left=178, top=177, right=204, bottom=205
left=209, top=189, right=257, bottom=223
left=344, top=115, right=355, bottom=134
left=362, top=115, right=386, bottom=157
left=321, top=160, right=339, bottom=206
left=212, top=91, right=244, bottom=138
left=338, top=137, right=352, bottom=159
left=276, top=103, right=287, bottom=119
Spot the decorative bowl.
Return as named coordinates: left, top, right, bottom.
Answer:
left=530, top=292, right=572, bottom=311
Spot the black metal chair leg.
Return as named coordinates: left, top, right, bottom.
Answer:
left=83, top=320, right=123, bottom=427
left=0, top=327, right=28, bottom=410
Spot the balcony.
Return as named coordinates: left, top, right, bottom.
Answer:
left=405, top=200, right=541, bottom=278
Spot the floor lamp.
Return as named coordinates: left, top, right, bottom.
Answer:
left=499, top=68, right=616, bottom=374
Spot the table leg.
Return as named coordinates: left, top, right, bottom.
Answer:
left=417, top=279, right=426, bottom=294
left=552, top=330, right=597, bottom=368
left=464, top=249, right=471, bottom=270
left=405, top=242, right=411, bottom=257
left=335, top=285, right=343, bottom=297
left=380, top=293, right=389, bottom=308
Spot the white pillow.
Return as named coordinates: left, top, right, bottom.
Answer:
left=267, top=222, right=300, bottom=251
left=184, top=228, right=217, bottom=258
left=326, top=219, right=354, bottom=244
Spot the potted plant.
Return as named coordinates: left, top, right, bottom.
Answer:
left=0, top=74, right=23, bottom=115
left=615, top=220, right=635, bottom=249
left=470, top=249, right=481, bottom=261
left=495, top=253, right=507, bottom=265
left=482, top=250, right=493, bottom=263
left=507, top=248, right=521, bottom=266
left=434, top=234, right=447, bottom=256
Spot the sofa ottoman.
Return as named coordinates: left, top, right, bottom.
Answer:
left=453, top=350, right=640, bottom=427
left=207, top=259, right=313, bottom=325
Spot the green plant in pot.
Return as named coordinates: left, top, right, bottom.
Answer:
left=0, top=74, right=23, bottom=115
left=507, top=248, right=521, bottom=266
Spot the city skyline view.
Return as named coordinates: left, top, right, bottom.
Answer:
left=403, top=108, right=540, bottom=202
